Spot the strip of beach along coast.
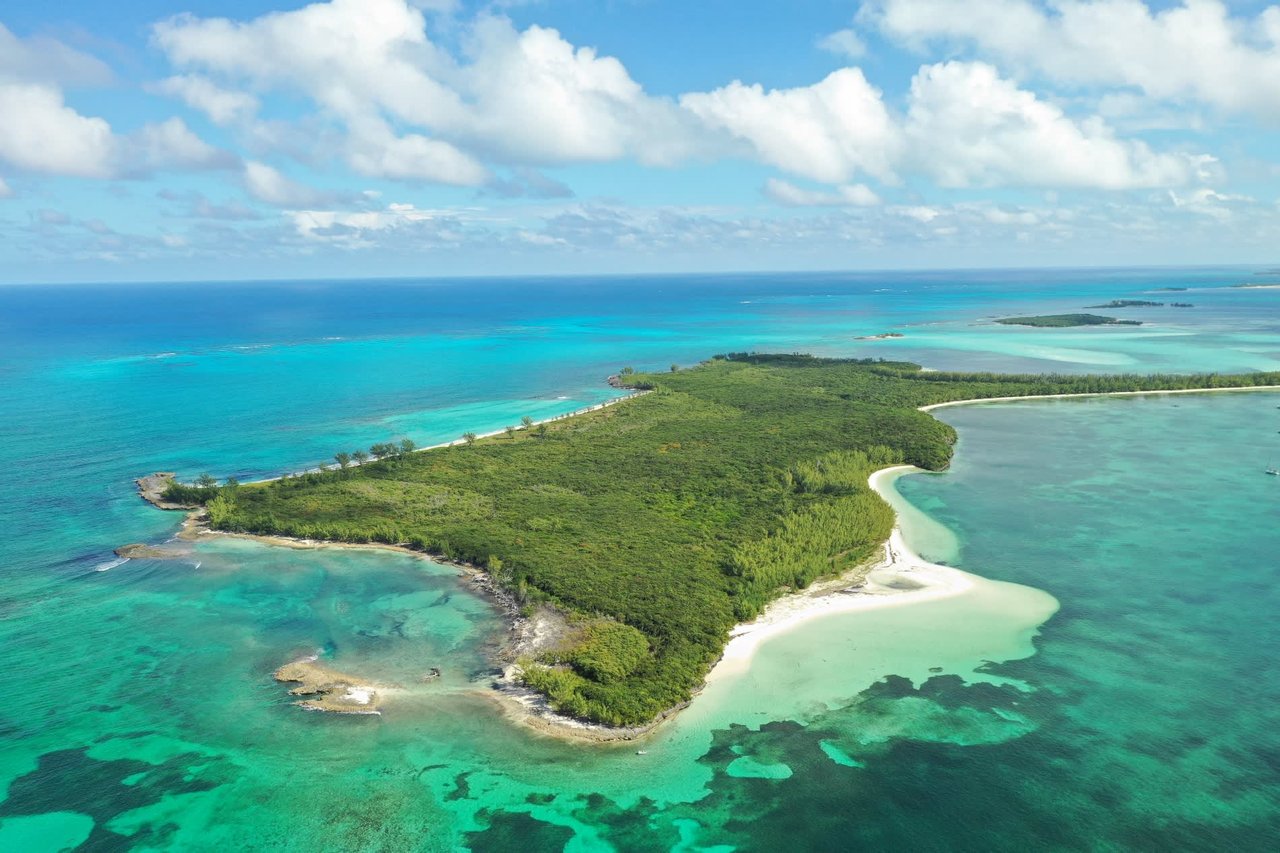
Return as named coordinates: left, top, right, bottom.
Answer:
left=143, top=354, right=1280, bottom=735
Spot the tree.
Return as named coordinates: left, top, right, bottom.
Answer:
left=521, top=415, right=534, bottom=429
left=335, top=452, right=351, bottom=469
left=536, top=423, right=548, bottom=439
left=223, top=476, right=240, bottom=489
left=670, top=364, right=679, bottom=373
left=620, top=366, right=634, bottom=376
left=463, top=431, right=477, bottom=446
left=399, top=438, right=416, bottom=456
left=195, top=473, right=218, bottom=489
left=505, top=425, right=516, bottom=439
left=353, top=449, right=369, bottom=465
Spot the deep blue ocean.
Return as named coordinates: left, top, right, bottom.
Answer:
left=1, top=268, right=1277, bottom=850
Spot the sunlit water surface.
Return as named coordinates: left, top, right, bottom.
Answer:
left=1, top=269, right=1277, bottom=850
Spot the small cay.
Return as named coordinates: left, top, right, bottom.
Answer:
left=135, top=472, right=197, bottom=509
left=273, top=659, right=384, bottom=715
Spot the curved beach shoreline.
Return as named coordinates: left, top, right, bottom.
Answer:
left=153, top=382, right=1280, bottom=742
left=705, top=466, right=984, bottom=685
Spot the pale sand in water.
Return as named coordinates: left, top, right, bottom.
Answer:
left=708, top=385, right=1280, bottom=683
left=705, top=465, right=984, bottom=685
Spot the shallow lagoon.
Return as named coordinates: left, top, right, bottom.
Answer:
left=1, top=271, right=1278, bottom=849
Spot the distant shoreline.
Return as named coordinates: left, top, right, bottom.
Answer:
left=920, top=384, right=1280, bottom=412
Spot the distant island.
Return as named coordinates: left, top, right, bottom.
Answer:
left=1084, top=300, right=1195, bottom=309
left=855, top=332, right=905, bottom=340
left=139, top=355, right=1280, bottom=733
left=1230, top=283, right=1280, bottom=289
left=1152, top=286, right=1189, bottom=292
left=995, top=314, right=1142, bottom=327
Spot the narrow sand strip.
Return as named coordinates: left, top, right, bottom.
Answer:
left=920, top=384, right=1280, bottom=412
left=708, top=465, right=982, bottom=683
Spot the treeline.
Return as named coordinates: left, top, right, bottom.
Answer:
left=197, top=354, right=1280, bottom=726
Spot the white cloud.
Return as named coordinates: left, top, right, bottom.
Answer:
left=453, top=17, right=699, bottom=166
left=681, top=68, right=900, bottom=184
left=343, top=117, right=489, bottom=184
left=904, top=62, right=1199, bottom=189
left=0, top=29, right=233, bottom=182
left=0, top=23, right=113, bottom=86
left=1168, top=187, right=1254, bottom=221
left=0, top=177, right=11, bottom=198
left=765, top=178, right=881, bottom=207
left=243, top=161, right=333, bottom=206
left=147, top=0, right=1209, bottom=197
left=0, top=83, right=117, bottom=177
left=817, top=28, right=868, bottom=60
left=131, top=117, right=237, bottom=172
left=153, top=2, right=699, bottom=178
left=153, top=75, right=259, bottom=125
left=867, top=0, right=1280, bottom=119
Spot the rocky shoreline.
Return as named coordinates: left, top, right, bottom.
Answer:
left=134, top=472, right=199, bottom=510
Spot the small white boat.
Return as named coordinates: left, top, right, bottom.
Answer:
left=635, top=750, right=648, bottom=755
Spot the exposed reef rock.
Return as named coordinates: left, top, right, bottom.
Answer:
left=135, top=472, right=197, bottom=510
left=114, top=543, right=185, bottom=559
left=273, top=660, right=383, bottom=715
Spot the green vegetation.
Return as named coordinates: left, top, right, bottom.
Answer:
left=995, top=313, right=1142, bottom=327
left=1084, top=300, right=1163, bottom=308
left=189, top=354, right=1280, bottom=726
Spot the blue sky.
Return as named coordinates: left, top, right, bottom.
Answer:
left=1, top=0, right=1279, bottom=282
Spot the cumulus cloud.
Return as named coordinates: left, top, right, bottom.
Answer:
left=817, top=28, right=868, bottom=60
left=452, top=17, right=700, bottom=166
left=153, top=75, right=259, bottom=125
left=0, top=84, right=236, bottom=179
left=765, top=178, right=881, bottom=207
left=243, top=161, right=335, bottom=207
left=681, top=69, right=900, bottom=184
left=866, top=0, right=1280, bottom=119
left=1168, top=187, right=1254, bottom=221
left=903, top=62, right=1200, bottom=189
left=0, top=28, right=235, bottom=182
left=0, top=83, right=117, bottom=177
left=146, top=0, right=1208, bottom=197
left=152, top=1, right=699, bottom=180
left=131, top=117, right=238, bottom=172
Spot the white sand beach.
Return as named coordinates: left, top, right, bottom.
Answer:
left=706, top=465, right=998, bottom=684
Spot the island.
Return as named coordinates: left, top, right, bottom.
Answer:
left=994, top=314, right=1142, bottom=327
left=144, top=355, right=1280, bottom=731
left=854, top=332, right=905, bottom=340
left=1084, top=300, right=1163, bottom=308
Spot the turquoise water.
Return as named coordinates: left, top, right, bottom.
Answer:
left=1, top=269, right=1278, bottom=850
